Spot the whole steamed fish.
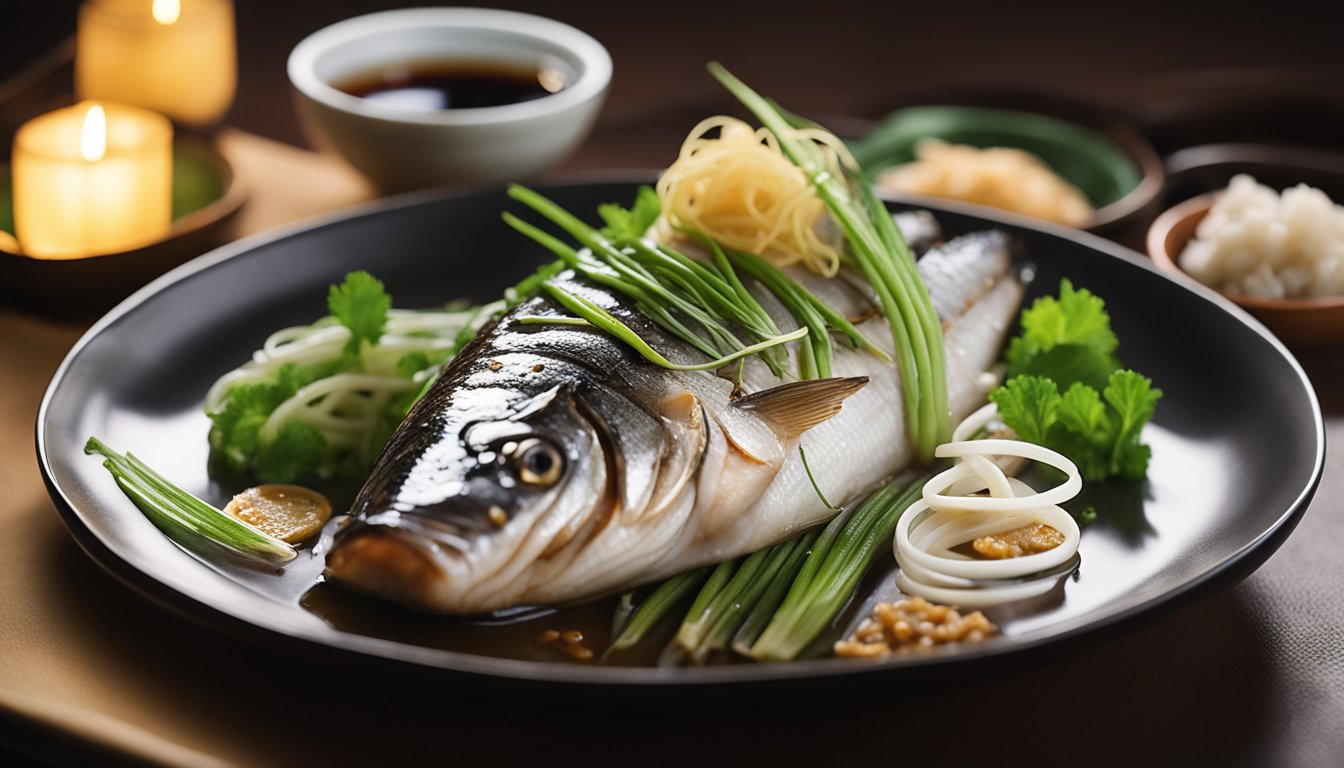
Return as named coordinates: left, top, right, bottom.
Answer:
left=324, top=229, right=1023, bottom=614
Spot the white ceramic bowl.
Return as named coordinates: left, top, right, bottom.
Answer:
left=287, top=7, right=611, bottom=192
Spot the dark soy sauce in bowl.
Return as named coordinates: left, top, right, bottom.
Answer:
left=336, top=60, right=569, bottom=112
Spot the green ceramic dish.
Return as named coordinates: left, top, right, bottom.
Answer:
left=849, top=105, right=1159, bottom=233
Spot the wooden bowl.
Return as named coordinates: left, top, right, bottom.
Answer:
left=1147, top=193, right=1344, bottom=348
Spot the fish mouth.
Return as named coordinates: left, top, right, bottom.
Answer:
left=325, top=523, right=457, bottom=614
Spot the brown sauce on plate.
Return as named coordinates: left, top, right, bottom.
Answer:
left=335, top=60, right=567, bottom=112
left=303, top=582, right=671, bottom=667
left=299, top=559, right=898, bottom=667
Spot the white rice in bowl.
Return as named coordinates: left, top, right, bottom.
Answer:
left=1179, top=174, right=1344, bottom=300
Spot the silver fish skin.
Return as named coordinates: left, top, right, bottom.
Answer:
left=325, top=231, right=1023, bottom=614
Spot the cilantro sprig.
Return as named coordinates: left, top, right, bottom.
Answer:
left=207, top=272, right=480, bottom=486
left=1005, top=278, right=1119, bottom=392
left=328, top=270, right=391, bottom=359
left=990, top=280, right=1162, bottom=482
left=597, top=185, right=661, bottom=241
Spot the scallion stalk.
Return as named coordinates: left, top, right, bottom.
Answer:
left=506, top=186, right=809, bottom=378
left=539, top=283, right=809, bottom=372
left=620, top=474, right=927, bottom=664
left=85, top=437, right=296, bottom=565
left=676, top=560, right=738, bottom=640
left=675, top=552, right=766, bottom=656
left=605, top=566, right=711, bottom=656
left=708, top=62, right=949, bottom=462
left=507, top=189, right=747, bottom=353
left=690, top=536, right=806, bottom=662
left=731, top=528, right=819, bottom=655
left=721, top=245, right=888, bottom=360
left=747, top=474, right=927, bottom=661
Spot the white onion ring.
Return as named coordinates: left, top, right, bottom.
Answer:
left=893, top=405, right=1083, bottom=608
left=951, top=401, right=1000, bottom=442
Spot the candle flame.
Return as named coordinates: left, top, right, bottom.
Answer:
left=81, top=105, right=107, bottom=163
left=152, top=0, right=181, bottom=25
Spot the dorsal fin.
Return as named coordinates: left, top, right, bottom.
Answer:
left=733, top=376, right=868, bottom=440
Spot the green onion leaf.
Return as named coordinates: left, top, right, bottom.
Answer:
left=708, top=62, right=949, bottom=463
left=606, top=567, right=711, bottom=656
left=86, top=437, right=296, bottom=565
left=748, top=475, right=926, bottom=661
left=540, top=283, right=809, bottom=372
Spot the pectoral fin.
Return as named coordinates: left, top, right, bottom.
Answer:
left=659, top=390, right=702, bottom=424
left=733, top=376, right=869, bottom=440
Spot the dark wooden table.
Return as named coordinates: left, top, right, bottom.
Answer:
left=4, top=2, right=1343, bottom=765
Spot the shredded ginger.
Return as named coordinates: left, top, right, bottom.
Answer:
left=657, top=116, right=854, bottom=277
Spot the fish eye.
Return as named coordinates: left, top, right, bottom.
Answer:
left=512, top=438, right=563, bottom=486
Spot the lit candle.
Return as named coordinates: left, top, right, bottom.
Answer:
left=12, top=101, right=173, bottom=259
left=76, top=0, right=237, bottom=127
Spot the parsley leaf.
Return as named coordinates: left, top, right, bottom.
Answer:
left=989, top=282, right=1162, bottom=484
left=328, top=271, right=391, bottom=358
left=1006, top=279, right=1119, bottom=389
left=208, top=272, right=475, bottom=489
left=206, top=363, right=313, bottom=482
left=598, top=186, right=662, bottom=241
left=396, top=351, right=432, bottom=379
left=206, top=363, right=332, bottom=481
left=256, top=422, right=328, bottom=484
left=993, top=369, right=1161, bottom=482
left=1056, top=382, right=1106, bottom=435
left=1008, top=342, right=1119, bottom=392
left=989, top=375, right=1060, bottom=444
left=1103, top=370, right=1163, bottom=481
left=207, top=381, right=287, bottom=481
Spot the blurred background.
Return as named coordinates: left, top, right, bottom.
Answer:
left=6, top=0, right=1344, bottom=163
left=4, top=3, right=1344, bottom=766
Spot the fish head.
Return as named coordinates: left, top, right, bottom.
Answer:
left=325, top=382, right=613, bottom=614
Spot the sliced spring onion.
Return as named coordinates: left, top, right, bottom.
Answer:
left=730, top=528, right=819, bottom=655
left=85, top=437, right=296, bottom=565
left=676, top=546, right=776, bottom=660
left=748, top=475, right=927, bottom=662
left=606, top=567, right=711, bottom=656
left=204, top=307, right=480, bottom=413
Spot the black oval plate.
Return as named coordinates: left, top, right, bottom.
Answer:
left=37, top=179, right=1323, bottom=687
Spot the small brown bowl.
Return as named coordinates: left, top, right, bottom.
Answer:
left=1147, top=193, right=1344, bottom=348
left=0, top=133, right=246, bottom=319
